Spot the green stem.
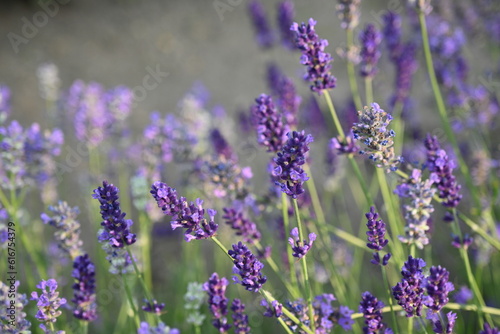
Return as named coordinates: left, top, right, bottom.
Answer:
left=323, top=91, right=345, bottom=138
left=451, top=209, right=491, bottom=326
left=382, top=265, right=399, bottom=334
left=302, top=164, right=326, bottom=225
left=121, top=274, right=140, bottom=329
left=417, top=10, right=480, bottom=210
left=212, top=236, right=314, bottom=334
left=293, top=198, right=315, bottom=332
left=281, top=193, right=298, bottom=289
left=408, top=316, right=414, bottom=334
left=254, top=239, right=300, bottom=300
left=261, top=289, right=315, bottom=334
left=346, top=28, right=363, bottom=111
left=139, top=212, right=153, bottom=292
left=365, top=77, right=373, bottom=105
left=81, top=320, right=88, bottom=334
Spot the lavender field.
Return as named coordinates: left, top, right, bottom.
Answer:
left=1, top=0, right=500, bottom=333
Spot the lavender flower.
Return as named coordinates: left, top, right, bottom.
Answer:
left=37, top=63, right=61, bottom=103
left=278, top=77, right=301, bottom=127
left=0, top=281, right=31, bottom=333
left=423, top=266, right=455, bottom=312
left=428, top=311, right=457, bottom=334
left=223, top=207, right=261, bottom=244
left=359, top=291, right=390, bottom=334
left=365, top=207, right=391, bottom=266
left=184, top=282, right=206, bottom=326
left=389, top=42, right=418, bottom=111
left=70, top=80, right=108, bottom=147
left=353, top=103, right=402, bottom=172
left=228, top=242, right=267, bottom=292
left=248, top=0, right=274, bottom=48
left=252, top=94, right=289, bottom=152
left=424, top=135, right=462, bottom=209
left=0, top=85, right=12, bottom=124
left=453, top=286, right=473, bottom=305
left=150, top=181, right=218, bottom=242
left=288, top=227, right=316, bottom=259
left=231, top=299, right=250, bottom=333
left=72, top=254, right=97, bottom=321
left=277, top=1, right=295, bottom=49
left=291, top=18, right=337, bottom=94
left=261, top=299, right=283, bottom=318
left=336, top=0, right=361, bottom=30
left=210, top=128, right=234, bottom=160
left=203, top=273, right=231, bottom=332
left=451, top=234, right=473, bottom=250
left=272, top=130, right=313, bottom=198
left=382, top=12, right=402, bottom=62
left=395, top=169, right=437, bottom=249
left=480, top=323, right=500, bottom=334
left=359, top=24, right=382, bottom=79
left=0, top=121, right=26, bottom=190
left=138, top=322, right=179, bottom=334
left=392, top=256, right=426, bottom=317
left=41, top=201, right=84, bottom=260
left=312, top=294, right=336, bottom=332
left=198, top=156, right=253, bottom=200
left=329, top=131, right=359, bottom=155
left=142, top=300, right=166, bottom=315
left=31, top=279, right=66, bottom=332
left=93, top=181, right=137, bottom=248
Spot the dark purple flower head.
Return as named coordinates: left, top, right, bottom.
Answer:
left=291, top=18, right=337, bottom=94
left=142, top=299, right=166, bottom=315
left=453, top=286, right=473, bottom=305
left=288, top=227, right=316, bottom=259
left=72, top=254, right=97, bottom=321
left=278, top=76, right=301, bottom=127
left=329, top=131, right=360, bottom=155
left=451, top=234, right=473, bottom=250
left=151, top=181, right=219, bottom=242
left=248, top=0, right=274, bottom=48
left=252, top=94, right=289, bottom=153
left=392, top=256, right=426, bottom=317
left=210, top=128, right=234, bottom=160
left=277, top=1, right=295, bottom=49
left=31, top=279, right=67, bottom=327
left=382, top=12, right=402, bottom=61
left=359, top=24, right=382, bottom=79
left=480, top=323, right=500, bottom=334
left=223, top=207, right=261, bottom=244
left=150, top=181, right=182, bottom=216
left=423, top=265, right=454, bottom=312
left=93, top=181, right=137, bottom=248
left=261, top=299, right=283, bottom=318
left=273, top=130, right=313, bottom=198
left=229, top=242, right=267, bottom=292
left=359, top=291, right=389, bottom=334
left=365, top=206, right=391, bottom=266
left=231, top=299, right=250, bottom=333
left=428, top=311, right=457, bottom=334
left=424, top=135, right=462, bottom=209
left=390, top=42, right=418, bottom=110
left=203, top=273, right=231, bottom=332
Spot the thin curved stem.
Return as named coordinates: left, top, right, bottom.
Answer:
left=293, top=198, right=315, bottom=332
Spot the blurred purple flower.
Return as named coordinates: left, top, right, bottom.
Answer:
left=203, top=273, right=231, bottom=332
left=72, top=254, right=97, bottom=321
left=277, top=1, right=295, bottom=49
left=248, top=0, right=274, bottom=48
left=359, top=24, right=382, bottom=79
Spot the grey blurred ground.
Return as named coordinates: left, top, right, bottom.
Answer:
left=0, top=0, right=390, bottom=129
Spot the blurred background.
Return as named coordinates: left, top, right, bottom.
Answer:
left=1, top=0, right=500, bottom=333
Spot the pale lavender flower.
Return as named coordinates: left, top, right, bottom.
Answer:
left=31, top=279, right=66, bottom=333
left=0, top=281, right=31, bottom=333
left=248, top=0, right=274, bottom=48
